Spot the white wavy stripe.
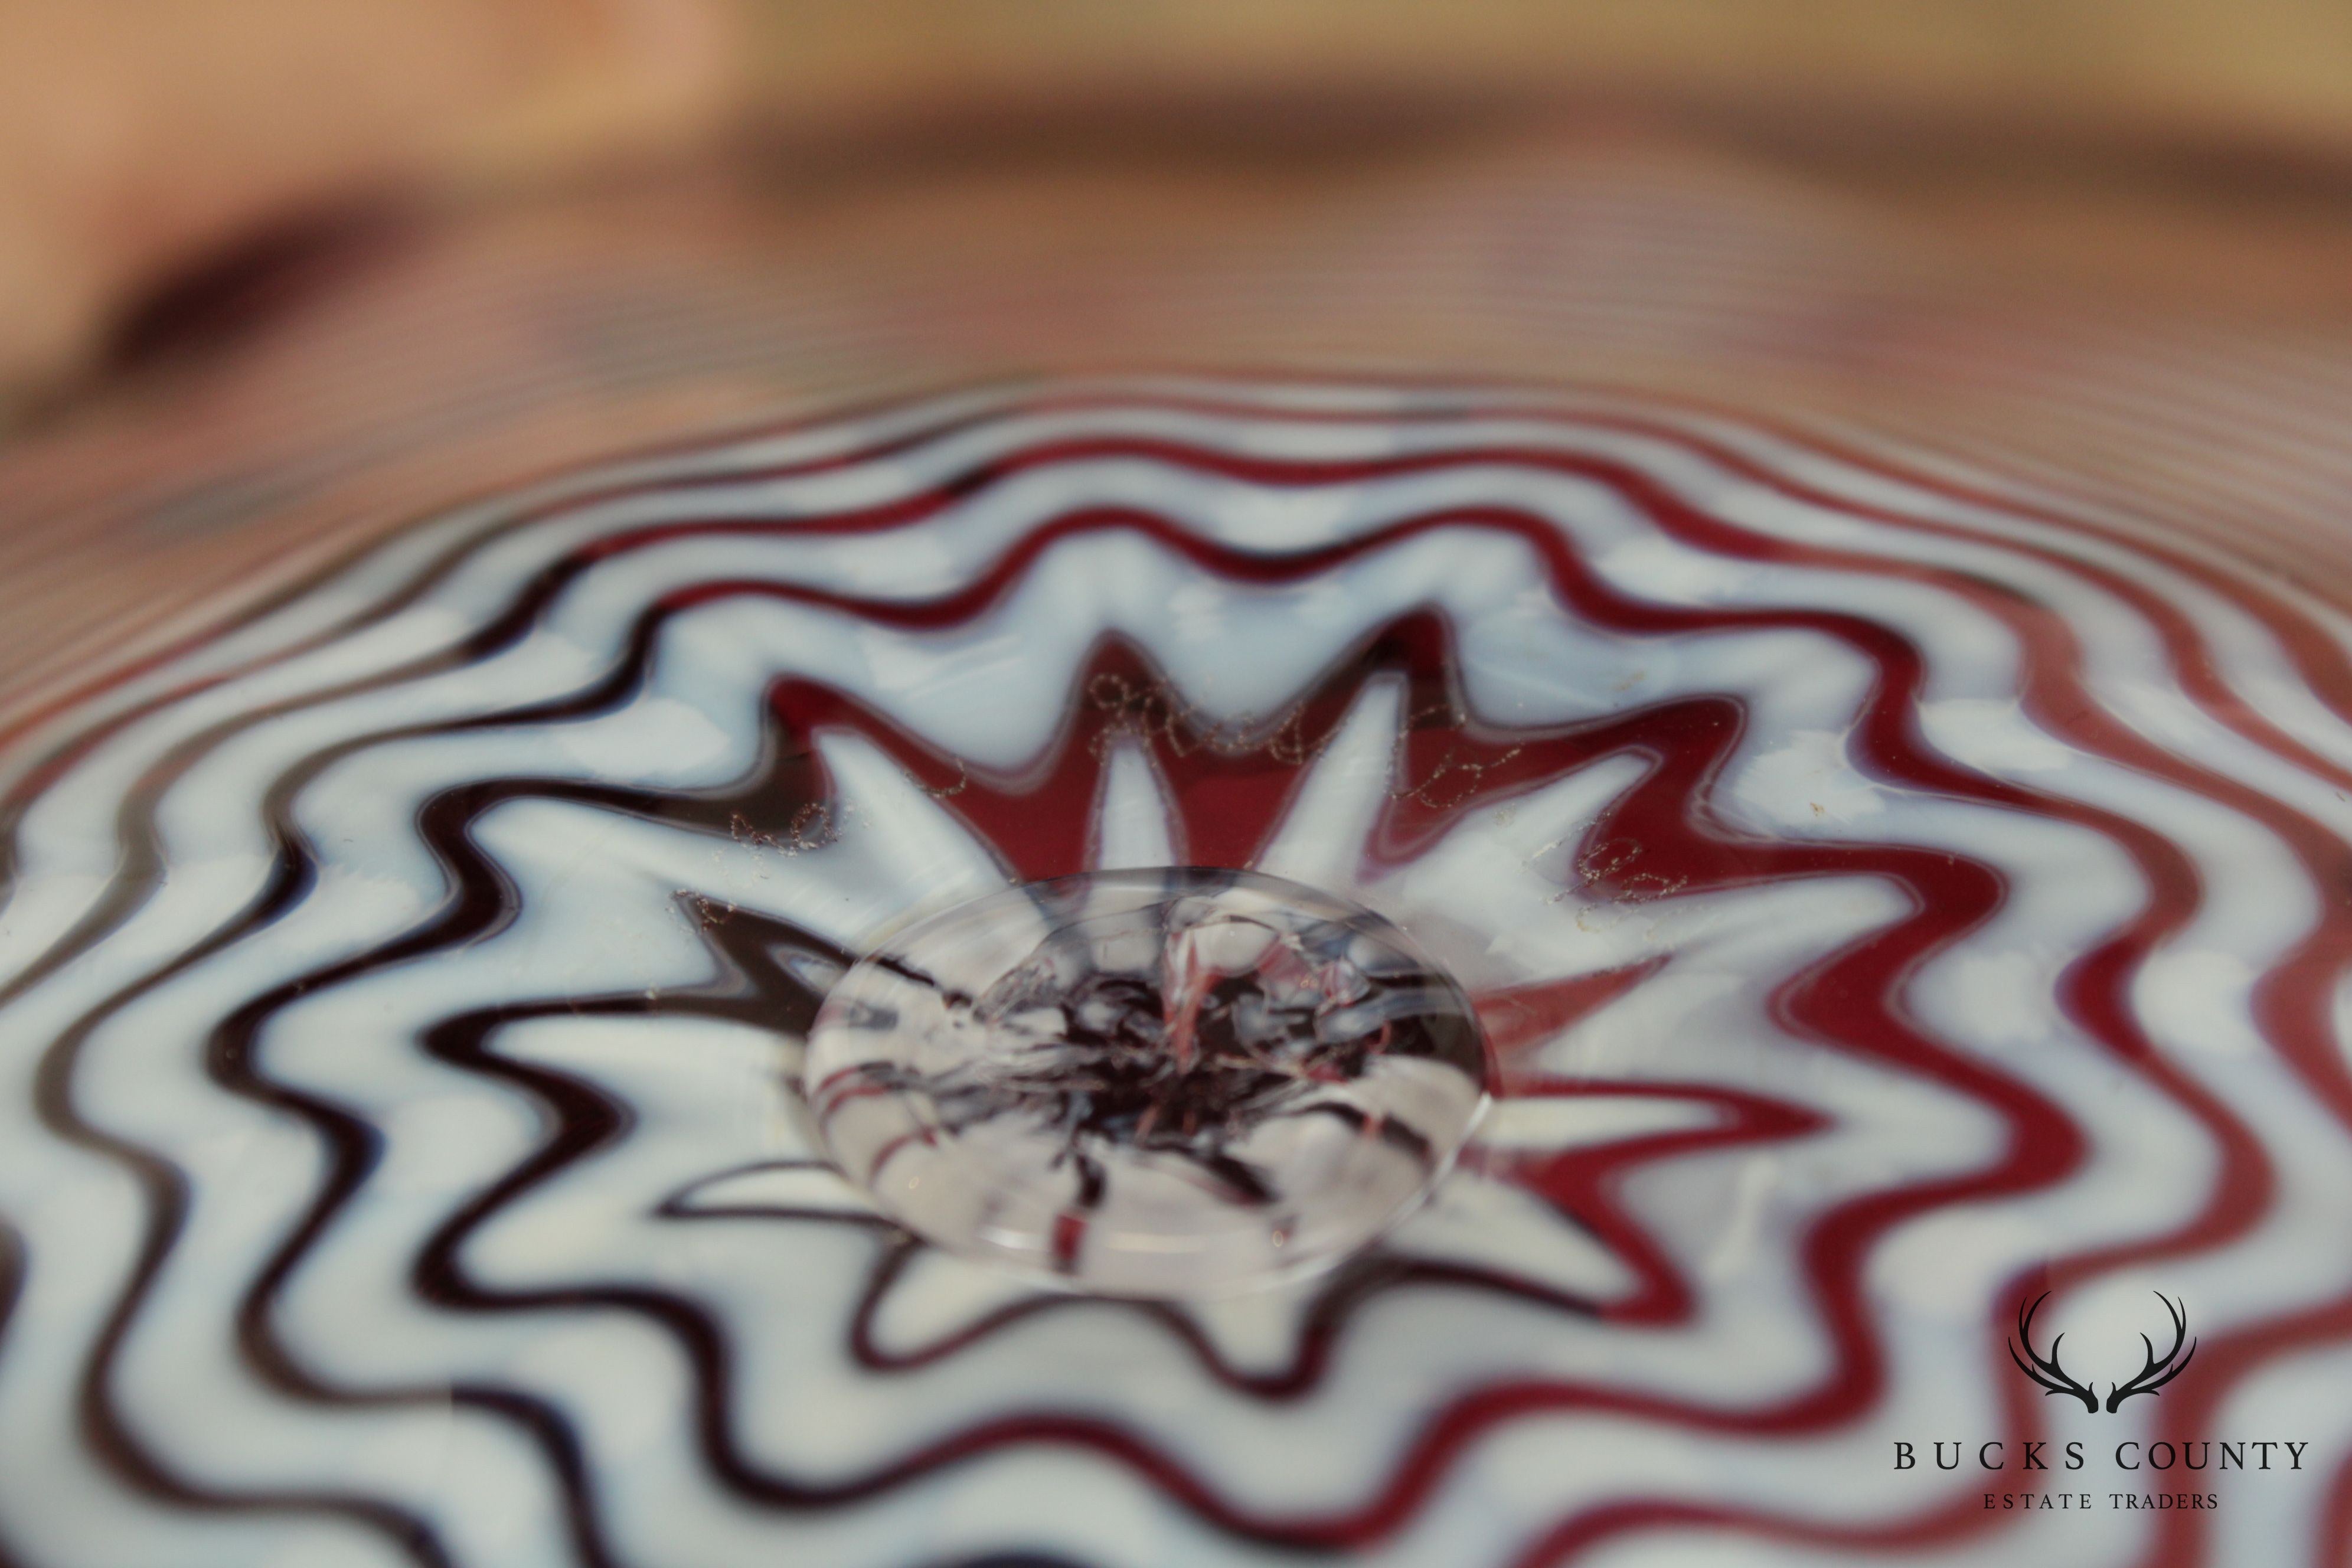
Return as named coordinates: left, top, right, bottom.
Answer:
left=0, top=384, right=1046, bottom=799
left=0, top=384, right=2344, bottom=1567
left=52, top=614, right=1905, bottom=1560
left=14, top=374, right=2338, bottom=953
left=0, top=413, right=2248, bottom=1561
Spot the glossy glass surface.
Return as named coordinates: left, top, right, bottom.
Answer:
left=807, top=868, right=1489, bottom=1295
left=5, top=380, right=2350, bottom=1566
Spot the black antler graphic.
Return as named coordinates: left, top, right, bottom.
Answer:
left=2105, top=1293, right=2197, bottom=1413
left=2008, top=1292, right=2099, bottom=1415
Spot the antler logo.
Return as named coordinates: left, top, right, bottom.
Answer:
left=2105, top=1292, right=2197, bottom=1414
left=2008, top=1293, right=2098, bottom=1414
left=2008, top=1292, right=2197, bottom=1415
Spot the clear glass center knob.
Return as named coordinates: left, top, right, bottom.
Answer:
left=804, top=868, right=1491, bottom=1296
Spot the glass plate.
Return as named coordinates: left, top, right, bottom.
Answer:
left=2, top=378, right=2345, bottom=1566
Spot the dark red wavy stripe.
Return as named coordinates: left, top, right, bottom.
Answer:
left=303, top=481, right=2252, bottom=1553
left=120, top=531, right=2079, bottom=1556
left=18, top=393, right=2343, bottom=1564
left=633, top=473, right=2289, bottom=1556
left=598, top=527, right=2111, bottom=1549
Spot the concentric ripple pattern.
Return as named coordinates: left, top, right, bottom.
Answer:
left=1, top=380, right=2351, bottom=1567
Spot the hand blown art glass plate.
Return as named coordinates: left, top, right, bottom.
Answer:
left=3, top=378, right=2350, bottom=1567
